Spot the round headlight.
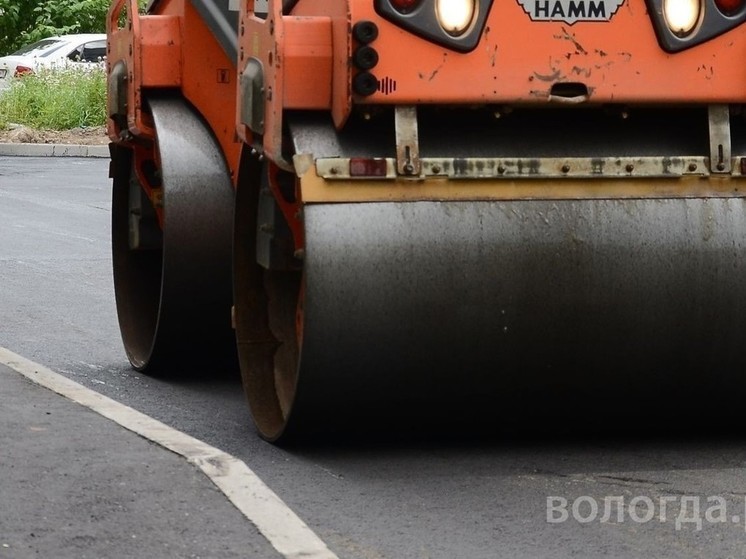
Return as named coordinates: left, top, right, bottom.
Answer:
left=663, top=0, right=701, bottom=36
left=435, top=0, right=476, bottom=36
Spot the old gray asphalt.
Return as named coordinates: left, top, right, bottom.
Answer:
left=0, top=361, right=279, bottom=559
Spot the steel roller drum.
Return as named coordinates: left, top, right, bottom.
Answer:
left=285, top=197, right=746, bottom=435
left=112, top=97, right=235, bottom=372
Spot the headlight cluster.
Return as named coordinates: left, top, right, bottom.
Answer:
left=372, top=0, right=746, bottom=55
left=375, top=0, right=491, bottom=52
left=649, top=0, right=746, bottom=51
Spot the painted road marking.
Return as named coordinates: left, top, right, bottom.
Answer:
left=0, top=347, right=338, bottom=559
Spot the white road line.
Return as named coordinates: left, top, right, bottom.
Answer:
left=0, top=347, right=339, bottom=559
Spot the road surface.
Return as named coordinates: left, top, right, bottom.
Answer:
left=2, top=155, right=746, bottom=558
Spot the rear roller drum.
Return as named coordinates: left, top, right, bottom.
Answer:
left=111, top=97, right=236, bottom=373
left=233, top=156, right=303, bottom=441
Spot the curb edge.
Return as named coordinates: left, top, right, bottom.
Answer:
left=0, top=143, right=109, bottom=158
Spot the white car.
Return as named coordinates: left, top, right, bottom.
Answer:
left=0, top=34, right=107, bottom=91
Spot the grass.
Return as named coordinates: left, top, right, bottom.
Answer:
left=0, top=65, right=106, bottom=130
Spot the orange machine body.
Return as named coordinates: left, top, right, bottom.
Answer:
left=353, top=0, right=746, bottom=104
left=237, top=0, right=746, bottom=169
left=110, top=0, right=746, bottom=164
left=107, top=0, right=241, bottom=183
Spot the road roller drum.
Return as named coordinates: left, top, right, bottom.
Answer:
left=106, top=0, right=746, bottom=441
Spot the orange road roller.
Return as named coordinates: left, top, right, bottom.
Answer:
left=107, top=0, right=746, bottom=441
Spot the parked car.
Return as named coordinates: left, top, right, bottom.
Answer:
left=0, top=34, right=107, bottom=91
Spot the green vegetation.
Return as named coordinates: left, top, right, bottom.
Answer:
left=0, top=0, right=149, bottom=56
left=0, top=0, right=150, bottom=130
left=0, top=0, right=109, bottom=56
left=0, top=66, right=106, bottom=129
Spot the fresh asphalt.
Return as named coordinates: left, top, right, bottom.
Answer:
left=4, top=151, right=746, bottom=559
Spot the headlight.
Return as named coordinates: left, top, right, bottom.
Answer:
left=648, top=0, right=746, bottom=51
left=375, top=0, right=490, bottom=52
left=663, top=0, right=700, bottom=36
left=435, top=0, right=476, bottom=36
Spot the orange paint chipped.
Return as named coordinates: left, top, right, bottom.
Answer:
left=346, top=0, right=746, bottom=105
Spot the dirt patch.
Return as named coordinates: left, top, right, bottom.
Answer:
left=0, top=124, right=109, bottom=145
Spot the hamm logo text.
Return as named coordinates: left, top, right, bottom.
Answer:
left=517, top=0, right=625, bottom=23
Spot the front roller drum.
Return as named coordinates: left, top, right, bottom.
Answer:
left=236, top=194, right=746, bottom=441
left=111, top=97, right=235, bottom=373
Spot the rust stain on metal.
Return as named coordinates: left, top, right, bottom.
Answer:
left=555, top=27, right=587, bottom=55
left=489, top=45, right=498, bottom=67
left=571, top=66, right=592, bottom=78
left=696, top=64, right=715, bottom=80
left=418, top=53, right=448, bottom=82
left=482, top=25, right=498, bottom=66
left=533, top=69, right=562, bottom=82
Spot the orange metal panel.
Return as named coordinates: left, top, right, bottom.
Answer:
left=239, top=0, right=287, bottom=165
left=139, top=16, right=182, bottom=87
left=342, top=0, right=746, bottom=104
left=282, top=0, right=351, bottom=127
left=107, top=0, right=181, bottom=140
left=283, top=17, right=333, bottom=109
left=108, top=0, right=241, bottom=184
left=180, top=0, right=242, bottom=182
